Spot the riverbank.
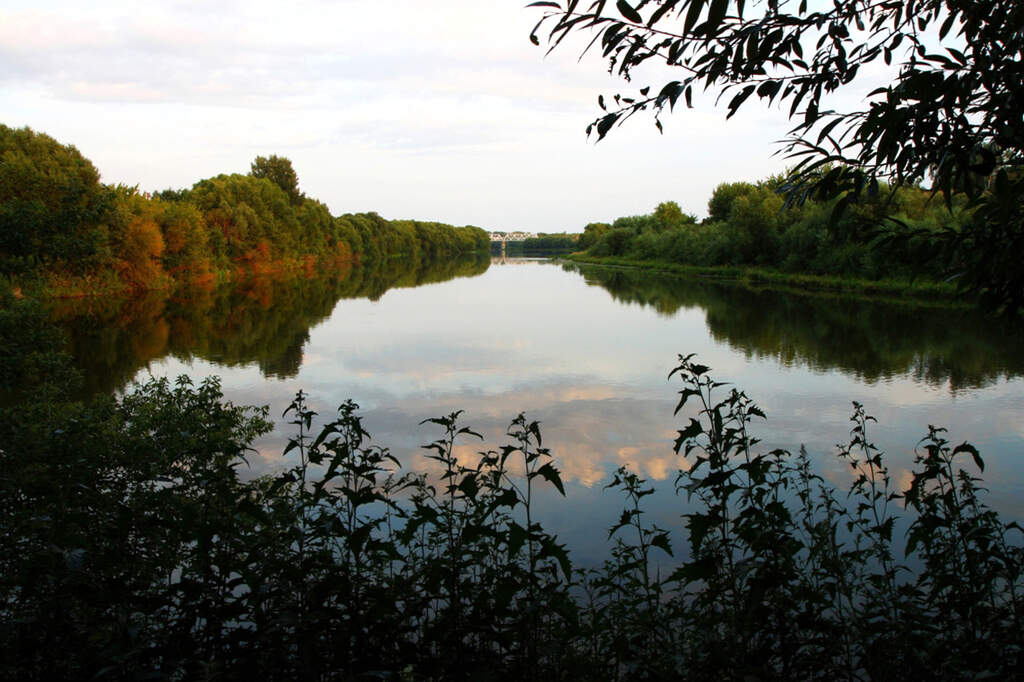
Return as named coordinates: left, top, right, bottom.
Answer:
left=3, top=252, right=356, bottom=302
left=563, top=253, right=965, bottom=304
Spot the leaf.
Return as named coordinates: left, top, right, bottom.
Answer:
left=457, top=426, right=483, bottom=440
left=938, top=10, right=957, bottom=40
left=674, top=418, right=704, bottom=453
left=617, top=0, right=643, bottom=23
left=828, top=195, right=851, bottom=229
left=953, top=442, right=984, bottom=471
left=596, top=113, right=618, bottom=139
left=348, top=523, right=374, bottom=555
left=756, top=80, right=781, bottom=100
left=674, top=387, right=701, bottom=415
left=684, top=0, right=706, bottom=35
left=650, top=531, right=675, bottom=557
left=877, top=516, right=895, bottom=542
left=494, top=487, right=519, bottom=509
left=419, top=416, right=450, bottom=427
left=507, top=521, right=528, bottom=556
left=529, top=419, right=543, bottom=446
left=608, top=509, right=634, bottom=538
left=815, top=116, right=844, bottom=145
left=669, top=554, right=716, bottom=583
left=534, top=462, right=566, bottom=495
left=705, top=0, right=728, bottom=34
left=648, top=0, right=679, bottom=26
left=538, top=535, right=573, bottom=579
left=726, top=85, right=756, bottom=118
left=458, top=474, right=479, bottom=499
left=905, top=526, right=926, bottom=555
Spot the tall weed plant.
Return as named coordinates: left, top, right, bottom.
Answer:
left=1, top=353, right=1021, bottom=680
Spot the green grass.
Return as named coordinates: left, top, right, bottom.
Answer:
left=563, top=253, right=963, bottom=303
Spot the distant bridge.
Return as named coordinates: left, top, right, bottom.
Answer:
left=488, top=231, right=537, bottom=242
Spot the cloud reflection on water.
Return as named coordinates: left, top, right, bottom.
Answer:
left=54, top=259, right=1024, bottom=559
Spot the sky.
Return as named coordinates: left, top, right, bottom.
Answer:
left=3, top=0, right=812, bottom=233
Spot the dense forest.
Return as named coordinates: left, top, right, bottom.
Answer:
left=0, top=125, right=490, bottom=297
left=572, top=177, right=971, bottom=290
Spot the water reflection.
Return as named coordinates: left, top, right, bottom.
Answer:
left=570, top=263, right=1024, bottom=392
left=47, top=258, right=1024, bottom=562
left=56, top=258, right=1023, bottom=401
left=49, top=254, right=490, bottom=397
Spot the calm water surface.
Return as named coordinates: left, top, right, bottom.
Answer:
left=56, top=258, right=1024, bottom=566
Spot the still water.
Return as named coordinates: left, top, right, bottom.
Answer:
left=53, top=257, right=1024, bottom=566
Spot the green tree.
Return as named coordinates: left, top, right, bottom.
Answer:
left=250, top=154, right=303, bottom=205
left=728, top=188, right=784, bottom=264
left=598, top=226, right=634, bottom=255
left=578, top=221, right=611, bottom=250
left=0, top=125, right=110, bottom=272
left=653, top=200, right=694, bottom=231
left=530, top=0, right=1024, bottom=312
left=190, top=173, right=305, bottom=262
left=706, top=182, right=757, bottom=224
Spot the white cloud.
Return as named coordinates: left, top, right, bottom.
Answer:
left=0, top=0, right=803, bottom=231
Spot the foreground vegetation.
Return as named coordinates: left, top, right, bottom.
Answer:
left=0, top=125, right=490, bottom=297
left=2, top=293, right=1021, bottom=680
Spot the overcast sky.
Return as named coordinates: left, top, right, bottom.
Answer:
left=2, top=0, right=808, bottom=232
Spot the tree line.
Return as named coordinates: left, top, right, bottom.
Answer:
left=0, top=125, right=490, bottom=296
left=575, top=176, right=971, bottom=285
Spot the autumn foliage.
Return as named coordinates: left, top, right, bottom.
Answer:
left=0, top=125, right=490, bottom=296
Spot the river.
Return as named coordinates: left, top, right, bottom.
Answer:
left=50, top=256, right=1024, bottom=566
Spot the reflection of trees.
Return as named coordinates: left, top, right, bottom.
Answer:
left=50, top=254, right=490, bottom=397
left=570, top=263, right=1024, bottom=391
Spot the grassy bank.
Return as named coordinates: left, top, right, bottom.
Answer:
left=564, top=253, right=963, bottom=304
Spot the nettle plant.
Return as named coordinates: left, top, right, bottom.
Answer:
left=639, top=354, right=1023, bottom=680
left=2, top=356, right=1022, bottom=680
